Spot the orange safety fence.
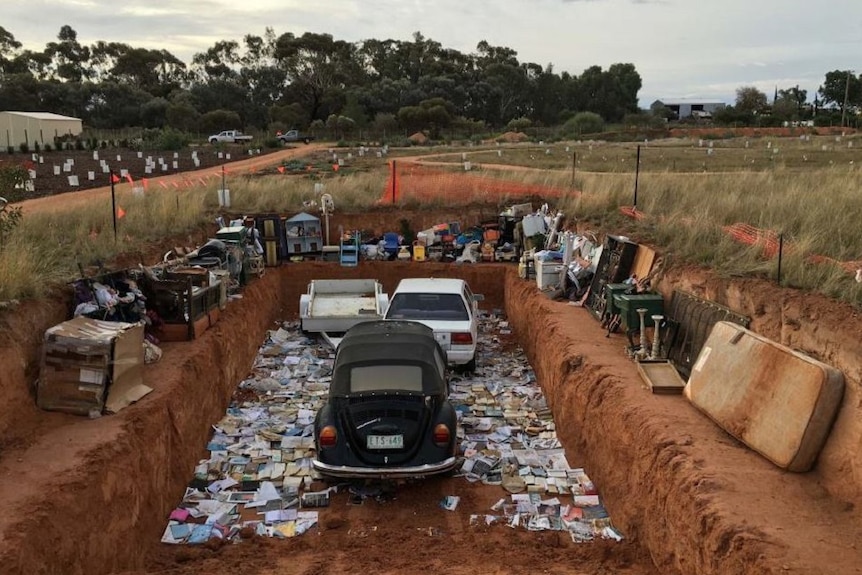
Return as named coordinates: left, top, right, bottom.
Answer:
left=379, top=161, right=573, bottom=205
left=620, top=207, right=859, bottom=274
left=721, top=222, right=786, bottom=258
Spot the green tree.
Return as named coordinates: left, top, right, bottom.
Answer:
left=371, top=113, right=399, bottom=139
left=275, top=32, right=359, bottom=121
left=484, top=62, right=528, bottom=125
left=818, top=70, right=862, bottom=109
left=111, top=48, right=187, bottom=97
left=650, top=100, right=674, bottom=120
left=82, top=82, right=152, bottom=128
left=198, top=109, right=242, bottom=134
left=712, top=106, right=755, bottom=126
left=778, top=86, right=807, bottom=109
left=397, top=105, right=428, bottom=133
left=88, top=40, right=130, bottom=82
left=529, top=65, right=566, bottom=126
left=239, top=30, right=288, bottom=129
left=325, top=114, right=356, bottom=139
left=506, top=117, right=532, bottom=132
left=563, top=112, right=604, bottom=136
left=341, top=94, right=368, bottom=129
left=735, top=86, right=768, bottom=114
left=0, top=26, right=22, bottom=74
left=166, top=98, right=200, bottom=132
left=141, top=97, right=169, bottom=128
left=190, top=79, right=248, bottom=119
left=270, top=102, right=309, bottom=129
left=191, top=40, right=241, bottom=81
left=0, top=73, right=40, bottom=110
left=44, top=25, right=91, bottom=82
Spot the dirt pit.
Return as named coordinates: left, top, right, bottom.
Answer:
left=1, top=261, right=862, bottom=575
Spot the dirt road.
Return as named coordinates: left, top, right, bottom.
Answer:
left=16, top=144, right=328, bottom=215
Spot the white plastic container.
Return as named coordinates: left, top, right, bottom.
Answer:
left=521, top=214, right=546, bottom=238
left=536, top=260, right=563, bottom=290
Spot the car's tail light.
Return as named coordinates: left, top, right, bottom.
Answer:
left=433, top=423, right=451, bottom=446
left=452, top=332, right=473, bottom=344
left=319, top=425, right=337, bottom=448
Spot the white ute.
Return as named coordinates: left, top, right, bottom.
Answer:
left=299, top=279, right=389, bottom=348
left=384, top=278, right=483, bottom=372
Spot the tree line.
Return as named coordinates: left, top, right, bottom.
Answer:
left=702, top=79, right=862, bottom=128
left=0, top=25, right=642, bottom=138
left=1, top=25, right=858, bottom=139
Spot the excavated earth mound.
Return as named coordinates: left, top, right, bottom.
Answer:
left=1, top=254, right=861, bottom=574
left=6, top=138, right=862, bottom=574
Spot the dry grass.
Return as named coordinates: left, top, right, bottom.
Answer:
left=556, top=166, right=862, bottom=306
left=2, top=138, right=862, bottom=306
left=423, top=134, right=862, bottom=173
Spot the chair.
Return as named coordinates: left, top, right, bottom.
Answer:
left=383, top=232, right=401, bottom=259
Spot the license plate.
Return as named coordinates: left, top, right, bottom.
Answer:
left=367, top=434, right=403, bottom=449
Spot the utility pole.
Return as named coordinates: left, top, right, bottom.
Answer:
left=842, top=70, right=852, bottom=128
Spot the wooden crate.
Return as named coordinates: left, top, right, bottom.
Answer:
left=158, top=309, right=220, bottom=342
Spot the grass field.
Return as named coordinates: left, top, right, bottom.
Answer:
left=421, top=134, right=862, bottom=173
left=2, top=135, right=862, bottom=306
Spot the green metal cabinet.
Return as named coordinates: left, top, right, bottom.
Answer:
left=613, top=293, right=665, bottom=331
left=605, top=283, right=634, bottom=316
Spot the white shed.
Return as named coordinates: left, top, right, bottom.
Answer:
left=0, top=111, right=83, bottom=149
left=652, top=99, right=726, bottom=120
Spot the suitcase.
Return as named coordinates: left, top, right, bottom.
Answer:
left=685, top=321, right=844, bottom=472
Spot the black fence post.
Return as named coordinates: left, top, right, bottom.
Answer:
left=777, top=233, right=784, bottom=284
left=633, top=145, right=641, bottom=208
left=391, top=160, right=397, bottom=204
left=110, top=170, right=118, bottom=242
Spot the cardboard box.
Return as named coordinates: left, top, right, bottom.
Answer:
left=37, top=317, right=150, bottom=416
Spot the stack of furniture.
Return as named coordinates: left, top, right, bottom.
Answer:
left=586, top=234, right=639, bottom=322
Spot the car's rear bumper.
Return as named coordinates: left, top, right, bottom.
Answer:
left=312, top=456, right=458, bottom=479
left=446, top=349, right=475, bottom=365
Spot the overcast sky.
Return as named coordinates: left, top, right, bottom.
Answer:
left=2, top=0, right=861, bottom=106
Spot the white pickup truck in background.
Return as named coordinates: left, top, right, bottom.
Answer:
left=208, top=130, right=254, bottom=144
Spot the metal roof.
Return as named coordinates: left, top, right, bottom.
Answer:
left=654, top=98, right=725, bottom=106
left=1, top=111, right=82, bottom=121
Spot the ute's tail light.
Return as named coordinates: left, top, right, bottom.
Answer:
left=319, top=425, right=337, bottom=448
left=433, top=423, right=451, bottom=446
left=452, top=332, right=473, bottom=344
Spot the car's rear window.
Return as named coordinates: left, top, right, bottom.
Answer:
left=350, top=365, right=423, bottom=393
left=386, top=293, right=469, bottom=321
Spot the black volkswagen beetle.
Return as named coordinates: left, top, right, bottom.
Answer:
left=312, top=320, right=459, bottom=478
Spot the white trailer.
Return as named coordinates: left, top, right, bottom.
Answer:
left=299, top=279, right=389, bottom=347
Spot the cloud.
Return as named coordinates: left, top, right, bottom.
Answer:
left=2, top=0, right=861, bottom=107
